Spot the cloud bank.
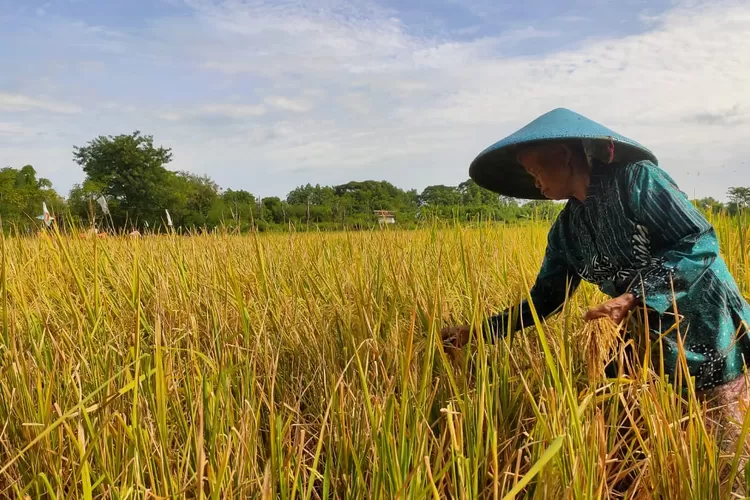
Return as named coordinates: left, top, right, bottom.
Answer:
left=0, top=0, right=748, bottom=200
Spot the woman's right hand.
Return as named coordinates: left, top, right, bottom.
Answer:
left=584, top=293, right=638, bottom=324
left=440, top=325, right=472, bottom=349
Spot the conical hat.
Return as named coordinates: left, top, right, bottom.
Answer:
left=468, top=108, right=658, bottom=199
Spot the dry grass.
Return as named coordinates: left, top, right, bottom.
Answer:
left=0, top=215, right=748, bottom=498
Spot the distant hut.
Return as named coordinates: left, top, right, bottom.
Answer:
left=374, top=210, right=396, bottom=226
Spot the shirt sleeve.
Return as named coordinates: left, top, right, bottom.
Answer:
left=625, top=161, right=719, bottom=315
left=487, top=222, right=581, bottom=338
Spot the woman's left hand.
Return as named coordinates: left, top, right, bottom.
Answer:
left=584, top=293, right=638, bottom=324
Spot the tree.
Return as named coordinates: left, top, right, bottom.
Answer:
left=168, top=172, right=221, bottom=228
left=520, top=200, right=563, bottom=221
left=728, top=187, right=750, bottom=212
left=221, top=189, right=256, bottom=226
left=419, top=185, right=461, bottom=207
left=67, top=179, right=109, bottom=226
left=694, top=197, right=724, bottom=214
left=0, top=165, right=63, bottom=230
left=261, top=197, right=285, bottom=224
left=334, top=181, right=408, bottom=212
left=73, top=131, right=173, bottom=227
left=458, top=179, right=499, bottom=206
left=286, top=184, right=336, bottom=206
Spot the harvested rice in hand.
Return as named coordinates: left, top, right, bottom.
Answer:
left=581, top=317, right=624, bottom=381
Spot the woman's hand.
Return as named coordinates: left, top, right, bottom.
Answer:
left=584, top=293, right=638, bottom=324
left=441, top=325, right=472, bottom=349
left=440, top=325, right=472, bottom=363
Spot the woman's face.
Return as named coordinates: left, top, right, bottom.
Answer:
left=517, top=145, right=575, bottom=200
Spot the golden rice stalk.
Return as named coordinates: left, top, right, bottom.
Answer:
left=582, top=317, right=624, bottom=382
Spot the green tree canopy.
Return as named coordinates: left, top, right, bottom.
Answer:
left=419, top=185, right=461, bottom=207
left=0, top=165, right=63, bottom=231
left=728, top=187, right=750, bottom=211
left=694, top=197, right=725, bottom=213
left=72, top=131, right=174, bottom=227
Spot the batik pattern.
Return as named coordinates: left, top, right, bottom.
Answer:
left=489, top=160, right=750, bottom=390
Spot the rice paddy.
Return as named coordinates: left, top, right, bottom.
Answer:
left=1, top=213, right=749, bottom=498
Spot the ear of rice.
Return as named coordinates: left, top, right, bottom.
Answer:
left=582, top=317, right=624, bottom=382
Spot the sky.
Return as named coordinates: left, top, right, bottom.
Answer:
left=1, top=0, right=749, bottom=201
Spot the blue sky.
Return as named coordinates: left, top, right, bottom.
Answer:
left=1, top=0, right=749, bottom=201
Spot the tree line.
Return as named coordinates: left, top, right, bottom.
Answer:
left=1, top=131, right=749, bottom=233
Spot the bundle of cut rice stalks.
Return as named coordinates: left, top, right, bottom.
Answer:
left=581, top=317, right=624, bottom=382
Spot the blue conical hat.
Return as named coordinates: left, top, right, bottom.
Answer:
left=469, top=108, right=658, bottom=199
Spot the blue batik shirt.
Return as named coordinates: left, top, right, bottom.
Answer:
left=489, top=159, right=750, bottom=390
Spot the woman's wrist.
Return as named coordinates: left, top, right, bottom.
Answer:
left=623, top=292, right=639, bottom=307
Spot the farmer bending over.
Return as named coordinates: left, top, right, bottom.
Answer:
left=442, top=108, right=750, bottom=467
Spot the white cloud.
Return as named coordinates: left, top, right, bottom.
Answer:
left=265, top=96, right=313, bottom=113
left=198, top=103, right=266, bottom=118
left=156, top=0, right=750, bottom=199
left=99, top=101, right=137, bottom=113
left=3, top=0, right=750, bottom=200
left=154, top=104, right=266, bottom=122
left=0, top=93, right=82, bottom=114
left=156, top=112, right=183, bottom=122
left=452, top=25, right=480, bottom=36
left=0, top=123, right=42, bottom=142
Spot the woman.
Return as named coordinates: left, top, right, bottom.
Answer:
left=442, top=108, right=750, bottom=464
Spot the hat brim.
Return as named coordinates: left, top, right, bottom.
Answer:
left=469, top=138, right=657, bottom=200
left=468, top=108, right=658, bottom=199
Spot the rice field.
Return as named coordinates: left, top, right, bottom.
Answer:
left=1, top=214, right=749, bottom=499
